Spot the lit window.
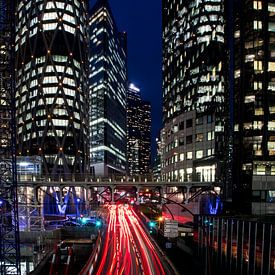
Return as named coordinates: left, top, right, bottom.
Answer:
left=253, top=1, right=262, bottom=10
left=253, top=20, right=262, bottom=30
left=187, top=152, right=192, bottom=160
left=196, top=150, right=203, bottom=159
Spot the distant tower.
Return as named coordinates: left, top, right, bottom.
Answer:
left=127, top=83, right=151, bottom=176
left=89, top=0, right=127, bottom=177
left=15, top=0, right=89, bottom=178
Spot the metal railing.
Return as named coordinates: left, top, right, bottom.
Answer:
left=194, top=215, right=275, bottom=275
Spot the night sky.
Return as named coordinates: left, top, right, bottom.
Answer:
left=90, top=0, right=163, bottom=160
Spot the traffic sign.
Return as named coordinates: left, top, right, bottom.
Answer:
left=163, top=220, right=178, bottom=238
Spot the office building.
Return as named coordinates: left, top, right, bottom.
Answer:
left=89, top=0, right=127, bottom=177
left=162, top=0, right=226, bottom=185
left=15, top=0, right=89, bottom=177
left=232, top=1, right=275, bottom=214
left=127, top=83, right=151, bottom=176
left=153, top=135, right=162, bottom=181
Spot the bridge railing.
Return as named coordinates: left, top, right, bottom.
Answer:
left=17, top=173, right=157, bottom=183
left=17, top=173, right=218, bottom=185
left=194, top=215, right=275, bottom=275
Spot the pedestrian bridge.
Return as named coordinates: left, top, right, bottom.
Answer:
left=17, top=174, right=217, bottom=189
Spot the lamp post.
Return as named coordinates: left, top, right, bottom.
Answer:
left=158, top=216, right=164, bottom=229
left=76, top=198, right=81, bottom=221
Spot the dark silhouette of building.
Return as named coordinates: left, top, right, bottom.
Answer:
left=0, top=1, right=20, bottom=273
left=127, top=83, right=151, bottom=176
left=231, top=0, right=275, bottom=214
left=15, top=0, right=89, bottom=178
left=89, top=0, right=127, bottom=177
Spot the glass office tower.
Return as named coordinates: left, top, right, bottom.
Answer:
left=15, top=0, right=89, bottom=177
left=89, top=0, right=127, bottom=177
left=162, top=0, right=226, bottom=184
left=127, top=83, right=151, bottom=176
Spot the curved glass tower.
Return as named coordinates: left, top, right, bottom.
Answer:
left=162, top=0, right=226, bottom=183
left=15, top=0, right=88, bottom=178
left=15, top=0, right=89, bottom=177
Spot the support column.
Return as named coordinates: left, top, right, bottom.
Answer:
left=111, top=186, right=115, bottom=204
left=184, top=186, right=191, bottom=204
left=158, top=186, right=166, bottom=204
left=26, top=187, right=31, bottom=231
left=136, top=186, right=140, bottom=205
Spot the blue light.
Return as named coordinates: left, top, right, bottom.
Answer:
left=149, top=221, right=156, bottom=228
left=96, top=220, right=102, bottom=227
left=0, top=200, right=3, bottom=206
left=209, top=196, right=221, bottom=215
left=77, top=198, right=81, bottom=203
left=81, top=217, right=88, bottom=224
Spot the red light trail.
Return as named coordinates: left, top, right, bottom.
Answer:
left=94, top=204, right=167, bottom=275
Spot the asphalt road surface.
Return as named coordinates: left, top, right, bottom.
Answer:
left=94, top=204, right=170, bottom=275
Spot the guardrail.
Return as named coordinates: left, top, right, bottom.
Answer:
left=79, top=231, right=103, bottom=275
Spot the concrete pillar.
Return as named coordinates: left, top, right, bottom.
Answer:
left=136, top=186, right=140, bottom=205
left=159, top=186, right=165, bottom=204
left=184, top=186, right=191, bottom=204
left=26, top=187, right=31, bottom=231
left=111, top=186, right=115, bottom=203
left=34, top=187, right=39, bottom=204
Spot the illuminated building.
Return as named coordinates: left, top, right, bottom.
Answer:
left=15, top=0, right=89, bottom=177
left=162, top=0, right=226, bottom=184
left=232, top=1, right=275, bottom=214
left=153, top=135, right=162, bottom=181
left=127, top=83, right=151, bottom=176
left=89, top=0, right=127, bottom=177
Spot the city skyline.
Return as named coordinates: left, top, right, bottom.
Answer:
left=101, top=0, right=162, bottom=158
left=1, top=1, right=275, bottom=275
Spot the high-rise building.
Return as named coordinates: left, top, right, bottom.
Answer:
left=162, top=0, right=226, bottom=185
left=153, top=135, right=162, bottom=181
left=127, top=83, right=151, bottom=176
left=89, top=0, right=127, bottom=177
left=15, top=0, right=89, bottom=178
left=232, top=1, right=275, bottom=214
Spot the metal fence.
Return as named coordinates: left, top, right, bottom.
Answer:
left=194, top=215, right=275, bottom=275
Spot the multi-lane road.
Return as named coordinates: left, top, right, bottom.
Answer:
left=94, top=204, right=172, bottom=275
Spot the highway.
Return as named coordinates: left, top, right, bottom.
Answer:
left=94, top=204, right=170, bottom=275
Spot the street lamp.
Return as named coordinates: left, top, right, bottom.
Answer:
left=157, top=216, right=164, bottom=228
left=76, top=198, right=81, bottom=221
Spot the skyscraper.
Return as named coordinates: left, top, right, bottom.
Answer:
left=127, top=83, right=151, bottom=176
left=232, top=1, right=275, bottom=214
left=15, top=0, right=89, bottom=177
left=162, top=0, right=226, bottom=185
left=89, top=0, right=127, bottom=177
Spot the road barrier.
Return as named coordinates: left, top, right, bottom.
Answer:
left=64, top=247, right=73, bottom=275
left=49, top=244, right=59, bottom=275
left=79, top=231, right=102, bottom=275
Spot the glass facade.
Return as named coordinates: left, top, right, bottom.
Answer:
left=15, top=0, right=89, bottom=177
left=89, top=0, right=127, bottom=177
left=127, top=83, right=151, bottom=176
left=162, top=0, right=226, bottom=183
left=233, top=0, right=275, bottom=214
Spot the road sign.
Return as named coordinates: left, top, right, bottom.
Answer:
left=163, top=220, right=178, bottom=238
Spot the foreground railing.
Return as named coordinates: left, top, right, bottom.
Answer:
left=194, top=215, right=275, bottom=275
